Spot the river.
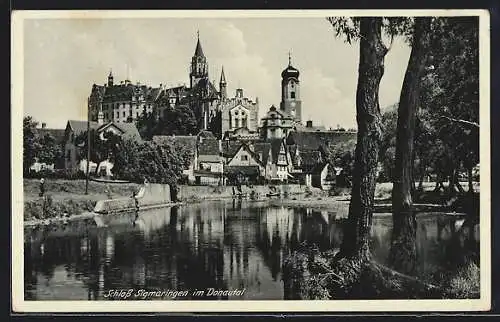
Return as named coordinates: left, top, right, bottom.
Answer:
left=24, top=199, right=478, bottom=300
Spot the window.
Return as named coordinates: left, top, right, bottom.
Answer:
left=241, top=155, right=248, bottom=161
left=242, top=118, right=247, bottom=128
left=291, top=92, right=296, bottom=99
left=136, top=112, right=139, bottom=117
left=123, top=111, right=126, bottom=117
left=235, top=118, right=240, bottom=128
left=116, top=111, right=119, bottom=118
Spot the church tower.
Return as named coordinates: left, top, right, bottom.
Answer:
left=280, top=53, right=302, bottom=123
left=107, top=69, right=114, bottom=87
left=219, top=66, right=227, bottom=100
left=189, top=32, right=209, bottom=88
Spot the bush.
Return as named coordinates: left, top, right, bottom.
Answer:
left=443, top=262, right=480, bottom=299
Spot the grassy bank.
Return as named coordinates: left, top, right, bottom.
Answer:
left=22, top=179, right=479, bottom=223
left=23, top=179, right=140, bottom=221
left=283, top=246, right=480, bottom=300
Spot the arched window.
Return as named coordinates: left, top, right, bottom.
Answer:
left=290, top=92, right=296, bottom=99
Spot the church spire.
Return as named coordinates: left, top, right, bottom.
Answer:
left=194, top=30, right=204, bottom=56
left=220, top=66, right=226, bottom=84
left=219, top=66, right=227, bottom=100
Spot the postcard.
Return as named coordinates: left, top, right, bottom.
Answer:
left=11, top=9, right=491, bottom=313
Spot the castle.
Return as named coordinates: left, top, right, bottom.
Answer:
left=88, top=33, right=260, bottom=139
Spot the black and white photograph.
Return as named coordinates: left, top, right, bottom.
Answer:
left=11, top=10, right=490, bottom=312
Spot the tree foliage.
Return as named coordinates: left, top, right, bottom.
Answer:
left=378, top=17, right=479, bottom=191
left=23, top=116, right=64, bottom=173
left=136, top=103, right=200, bottom=139
left=74, top=129, right=122, bottom=163
left=113, top=139, right=194, bottom=186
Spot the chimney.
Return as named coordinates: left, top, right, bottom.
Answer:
left=236, top=88, right=243, bottom=98
left=306, top=120, right=313, bottom=128
left=41, top=123, right=46, bottom=129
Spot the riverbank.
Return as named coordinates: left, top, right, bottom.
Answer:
left=22, top=179, right=478, bottom=226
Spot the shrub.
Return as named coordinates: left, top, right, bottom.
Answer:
left=444, top=262, right=480, bottom=299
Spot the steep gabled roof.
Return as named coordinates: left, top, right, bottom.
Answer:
left=197, top=130, right=216, bottom=139
left=102, top=84, right=136, bottom=103
left=221, top=140, right=243, bottom=158
left=226, top=143, right=265, bottom=167
left=198, top=137, right=220, bottom=156
left=269, top=138, right=286, bottom=164
left=111, top=122, right=142, bottom=142
left=286, top=130, right=357, bottom=152
left=67, top=120, right=100, bottom=135
left=253, top=142, right=271, bottom=165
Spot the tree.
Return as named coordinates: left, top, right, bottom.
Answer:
left=328, top=17, right=389, bottom=261
left=136, top=107, right=158, bottom=140
left=23, top=116, right=64, bottom=174
left=23, top=116, right=41, bottom=174
left=138, top=103, right=200, bottom=137
left=390, top=17, right=433, bottom=275
left=75, top=130, right=122, bottom=165
left=113, top=138, right=194, bottom=187
left=37, top=132, right=64, bottom=168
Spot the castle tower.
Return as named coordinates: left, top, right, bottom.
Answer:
left=219, top=66, right=227, bottom=100
left=107, top=69, right=114, bottom=87
left=189, top=31, right=209, bottom=88
left=280, top=53, right=302, bottom=123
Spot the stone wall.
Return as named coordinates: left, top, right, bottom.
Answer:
left=178, top=184, right=307, bottom=201
left=94, top=183, right=171, bottom=214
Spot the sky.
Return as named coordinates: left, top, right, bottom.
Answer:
left=23, top=16, right=411, bottom=129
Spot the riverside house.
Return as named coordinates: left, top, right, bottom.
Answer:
left=63, top=119, right=142, bottom=174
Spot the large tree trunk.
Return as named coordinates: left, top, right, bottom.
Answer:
left=339, top=18, right=387, bottom=261
left=390, top=17, right=432, bottom=275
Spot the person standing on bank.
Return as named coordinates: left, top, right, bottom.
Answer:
left=39, top=177, right=45, bottom=197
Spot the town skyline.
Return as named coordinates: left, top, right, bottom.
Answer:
left=23, top=17, right=411, bottom=129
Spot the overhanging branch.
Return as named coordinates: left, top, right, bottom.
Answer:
left=440, top=115, right=479, bottom=129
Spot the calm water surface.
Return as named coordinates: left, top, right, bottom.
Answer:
left=24, top=199, right=478, bottom=300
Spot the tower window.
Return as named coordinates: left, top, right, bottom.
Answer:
left=291, top=92, right=296, bottom=99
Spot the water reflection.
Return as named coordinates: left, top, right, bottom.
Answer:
left=24, top=201, right=477, bottom=300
